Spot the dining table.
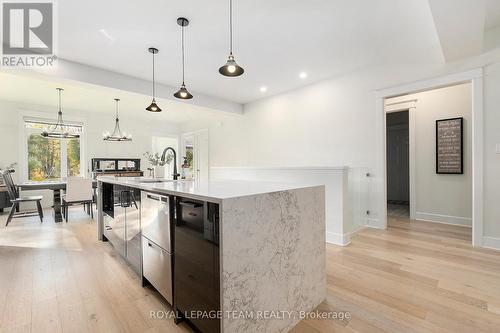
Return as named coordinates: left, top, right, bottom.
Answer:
left=17, top=180, right=98, bottom=223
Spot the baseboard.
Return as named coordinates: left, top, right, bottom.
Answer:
left=415, top=212, right=472, bottom=227
left=326, top=232, right=349, bottom=246
left=482, top=237, right=500, bottom=251
left=366, top=218, right=383, bottom=229
left=326, top=226, right=366, bottom=247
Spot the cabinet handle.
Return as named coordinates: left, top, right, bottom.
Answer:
left=147, top=194, right=160, bottom=201
left=179, top=201, right=203, bottom=208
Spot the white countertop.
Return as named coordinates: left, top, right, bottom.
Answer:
left=97, top=176, right=322, bottom=203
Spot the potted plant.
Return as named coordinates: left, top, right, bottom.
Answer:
left=143, top=152, right=172, bottom=178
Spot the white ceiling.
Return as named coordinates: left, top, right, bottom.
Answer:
left=56, top=0, right=448, bottom=104
left=0, top=72, right=228, bottom=124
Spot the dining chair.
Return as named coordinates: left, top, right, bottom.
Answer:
left=62, top=177, right=93, bottom=221
left=0, top=169, right=43, bottom=226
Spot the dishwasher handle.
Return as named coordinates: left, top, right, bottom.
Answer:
left=179, top=201, right=203, bottom=208
left=146, top=194, right=160, bottom=201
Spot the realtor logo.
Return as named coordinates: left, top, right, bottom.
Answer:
left=2, top=1, right=56, bottom=67
left=3, top=2, right=53, bottom=54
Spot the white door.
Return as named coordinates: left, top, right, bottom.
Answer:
left=195, top=129, right=209, bottom=182
left=180, top=129, right=209, bottom=182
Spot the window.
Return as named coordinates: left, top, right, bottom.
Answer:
left=24, top=119, right=84, bottom=181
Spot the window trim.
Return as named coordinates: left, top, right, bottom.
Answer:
left=19, top=110, right=87, bottom=182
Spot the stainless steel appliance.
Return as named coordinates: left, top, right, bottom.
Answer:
left=102, top=184, right=141, bottom=274
left=124, top=188, right=141, bottom=274
left=141, top=191, right=173, bottom=304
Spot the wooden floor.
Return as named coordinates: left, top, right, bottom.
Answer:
left=1, top=209, right=500, bottom=333
left=387, top=204, right=409, bottom=218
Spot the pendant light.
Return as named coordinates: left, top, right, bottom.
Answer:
left=219, top=0, right=244, bottom=77
left=146, top=47, right=162, bottom=112
left=174, top=17, right=193, bottom=100
left=41, top=88, right=80, bottom=139
left=103, top=99, right=132, bottom=142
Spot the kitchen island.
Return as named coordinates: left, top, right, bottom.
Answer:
left=97, top=177, right=325, bottom=333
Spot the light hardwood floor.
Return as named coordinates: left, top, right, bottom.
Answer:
left=1, top=208, right=500, bottom=333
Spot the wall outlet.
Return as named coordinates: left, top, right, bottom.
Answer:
left=496, top=143, right=500, bottom=154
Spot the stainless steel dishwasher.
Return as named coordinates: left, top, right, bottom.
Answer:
left=141, top=191, right=173, bottom=305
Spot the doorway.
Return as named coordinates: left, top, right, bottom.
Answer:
left=386, top=110, right=410, bottom=218
left=377, top=69, right=482, bottom=246
left=180, top=129, right=209, bottom=182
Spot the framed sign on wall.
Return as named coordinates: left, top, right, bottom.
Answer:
left=436, top=117, right=463, bottom=174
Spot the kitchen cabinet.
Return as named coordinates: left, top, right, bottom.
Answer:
left=124, top=187, right=141, bottom=274
left=103, top=184, right=126, bottom=257
left=141, top=191, right=173, bottom=304
left=174, top=199, right=220, bottom=333
left=102, top=184, right=141, bottom=274
left=97, top=177, right=325, bottom=333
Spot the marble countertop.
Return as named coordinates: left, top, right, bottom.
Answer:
left=97, top=176, right=322, bottom=203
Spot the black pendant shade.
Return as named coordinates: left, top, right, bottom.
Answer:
left=219, top=53, right=244, bottom=76
left=219, top=0, right=244, bottom=77
left=146, top=99, right=161, bottom=112
left=41, top=88, right=80, bottom=139
left=174, top=17, right=193, bottom=100
left=146, top=47, right=162, bottom=112
left=174, top=84, right=193, bottom=99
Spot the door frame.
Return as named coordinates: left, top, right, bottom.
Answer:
left=375, top=68, right=483, bottom=247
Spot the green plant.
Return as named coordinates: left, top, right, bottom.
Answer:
left=143, top=152, right=173, bottom=166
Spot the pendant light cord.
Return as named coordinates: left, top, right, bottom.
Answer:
left=229, top=0, right=233, bottom=54
left=57, top=88, right=63, bottom=131
left=113, top=99, right=122, bottom=136
left=152, top=52, right=156, bottom=99
left=182, top=24, right=185, bottom=84
left=57, top=88, right=62, bottom=114
left=115, top=99, right=119, bottom=120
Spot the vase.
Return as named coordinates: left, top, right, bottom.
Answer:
left=154, top=165, right=164, bottom=179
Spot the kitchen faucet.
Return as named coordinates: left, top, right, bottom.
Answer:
left=161, top=147, right=180, bottom=180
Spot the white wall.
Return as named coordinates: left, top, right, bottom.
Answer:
left=181, top=53, right=500, bottom=245
left=386, top=84, right=472, bottom=226
left=483, top=63, right=500, bottom=242
left=181, top=64, right=448, bottom=227
left=0, top=100, right=180, bottom=208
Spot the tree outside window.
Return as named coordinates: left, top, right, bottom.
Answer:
left=25, top=120, right=83, bottom=181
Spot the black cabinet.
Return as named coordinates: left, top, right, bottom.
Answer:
left=174, top=199, right=220, bottom=333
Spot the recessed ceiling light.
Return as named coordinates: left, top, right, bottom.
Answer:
left=299, top=72, right=308, bottom=79
left=260, top=86, right=267, bottom=93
